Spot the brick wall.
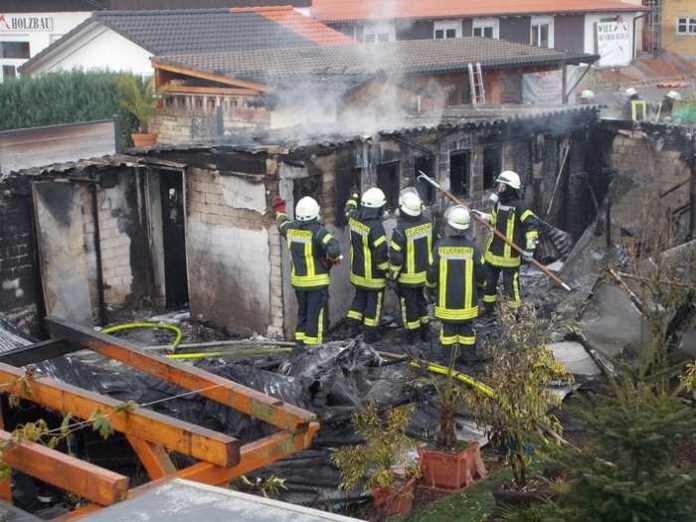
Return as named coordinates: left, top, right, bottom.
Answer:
left=153, top=106, right=272, bottom=145
left=185, top=167, right=276, bottom=336
left=609, top=131, right=691, bottom=242
left=0, top=192, right=41, bottom=335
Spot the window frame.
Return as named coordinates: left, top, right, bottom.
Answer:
left=472, top=18, right=499, bottom=39
left=0, top=37, right=30, bottom=84
left=360, top=22, right=395, bottom=43
left=530, top=16, right=554, bottom=48
left=434, top=20, right=462, bottom=40
left=676, top=17, right=696, bottom=35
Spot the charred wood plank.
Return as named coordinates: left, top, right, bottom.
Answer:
left=0, top=339, right=78, bottom=367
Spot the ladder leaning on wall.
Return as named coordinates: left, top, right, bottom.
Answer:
left=468, top=62, right=486, bottom=105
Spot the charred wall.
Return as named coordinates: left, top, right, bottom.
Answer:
left=0, top=186, right=42, bottom=336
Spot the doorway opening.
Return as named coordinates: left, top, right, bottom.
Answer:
left=160, top=171, right=189, bottom=308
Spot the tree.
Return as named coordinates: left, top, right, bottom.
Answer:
left=466, top=305, right=572, bottom=488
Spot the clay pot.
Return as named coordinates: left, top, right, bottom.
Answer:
left=372, top=477, right=416, bottom=517
left=131, top=133, right=158, bottom=147
left=418, top=442, right=487, bottom=491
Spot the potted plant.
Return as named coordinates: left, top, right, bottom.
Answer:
left=417, top=345, right=487, bottom=492
left=466, top=304, right=572, bottom=506
left=331, top=403, right=419, bottom=517
left=117, top=75, right=158, bottom=147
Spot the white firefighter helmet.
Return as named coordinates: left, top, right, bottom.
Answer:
left=666, top=90, right=682, bottom=101
left=398, top=187, right=422, bottom=216
left=495, top=170, right=521, bottom=190
left=445, top=205, right=471, bottom=231
left=579, top=89, right=595, bottom=101
left=625, top=87, right=638, bottom=97
left=361, top=187, right=387, bottom=208
left=295, top=196, right=320, bottom=222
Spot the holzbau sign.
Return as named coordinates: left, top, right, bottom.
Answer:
left=0, top=14, right=54, bottom=32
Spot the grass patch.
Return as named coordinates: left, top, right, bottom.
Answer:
left=408, top=470, right=511, bottom=522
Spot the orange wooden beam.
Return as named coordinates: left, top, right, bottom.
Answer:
left=0, top=362, right=239, bottom=467
left=176, top=421, right=320, bottom=486
left=159, top=84, right=257, bottom=96
left=152, top=61, right=270, bottom=93
left=0, top=430, right=128, bottom=506
left=126, top=436, right=176, bottom=480
left=47, top=318, right=316, bottom=433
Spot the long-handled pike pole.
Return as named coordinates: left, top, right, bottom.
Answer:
left=417, top=171, right=572, bottom=292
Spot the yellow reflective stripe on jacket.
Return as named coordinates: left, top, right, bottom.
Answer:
left=390, top=240, right=402, bottom=252
left=376, top=261, right=389, bottom=271
left=399, top=271, right=427, bottom=285
left=373, top=235, right=386, bottom=247
left=291, top=274, right=330, bottom=287
left=465, top=254, right=473, bottom=310
left=504, top=212, right=515, bottom=260
left=520, top=210, right=534, bottom=222
left=434, top=305, right=479, bottom=321
left=350, top=273, right=386, bottom=289
left=525, top=230, right=539, bottom=240
left=484, top=249, right=521, bottom=268
left=322, top=233, right=334, bottom=245
left=364, top=235, right=372, bottom=279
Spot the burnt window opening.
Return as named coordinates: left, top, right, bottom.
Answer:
left=377, top=162, right=400, bottom=209
left=293, top=176, right=322, bottom=211
left=414, top=156, right=435, bottom=204
left=483, top=144, right=502, bottom=190
left=450, top=151, right=471, bottom=197
left=461, top=80, right=472, bottom=105
left=336, top=167, right=363, bottom=226
left=447, top=86, right=458, bottom=106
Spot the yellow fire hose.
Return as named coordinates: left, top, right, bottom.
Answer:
left=409, top=360, right=496, bottom=399
left=167, top=348, right=293, bottom=360
left=101, top=323, right=184, bottom=351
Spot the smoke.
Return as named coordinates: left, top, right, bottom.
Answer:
left=267, top=2, right=446, bottom=135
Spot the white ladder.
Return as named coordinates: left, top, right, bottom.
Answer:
left=468, top=62, right=486, bottom=105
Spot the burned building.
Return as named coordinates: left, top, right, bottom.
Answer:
left=2, top=105, right=616, bottom=339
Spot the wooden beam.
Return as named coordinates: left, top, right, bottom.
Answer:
left=0, top=362, right=239, bottom=467
left=153, top=62, right=270, bottom=93
left=0, top=339, right=78, bottom=367
left=0, top=430, right=128, bottom=506
left=46, top=318, right=316, bottom=432
left=176, top=422, right=320, bottom=486
left=160, top=84, right=257, bottom=96
left=127, top=436, right=176, bottom=480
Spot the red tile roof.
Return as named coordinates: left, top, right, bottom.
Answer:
left=312, top=0, right=648, bottom=22
left=230, top=5, right=353, bottom=45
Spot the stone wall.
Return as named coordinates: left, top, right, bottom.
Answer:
left=609, top=130, right=691, bottom=243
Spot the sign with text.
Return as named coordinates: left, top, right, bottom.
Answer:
left=0, top=14, right=54, bottom=32
left=596, top=20, right=631, bottom=67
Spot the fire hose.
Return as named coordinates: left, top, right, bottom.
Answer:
left=416, top=171, right=572, bottom=292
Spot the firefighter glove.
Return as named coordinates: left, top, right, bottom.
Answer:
left=271, top=195, right=287, bottom=214
left=522, top=250, right=534, bottom=263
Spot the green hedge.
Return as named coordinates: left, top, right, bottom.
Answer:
left=0, top=70, right=143, bottom=145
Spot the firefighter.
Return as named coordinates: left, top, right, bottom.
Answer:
left=479, top=170, right=539, bottom=314
left=345, top=187, right=390, bottom=342
left=623, top=87, right=647, bottom=122
left=388, top=187, right=433, bottom=343
left=656, top=90, right=681, bottom=122
left=578, top=89, right=595, bottom=105
left=426, top=205, right=486, bottom=364
left=271, top=194, right=341, bottom=346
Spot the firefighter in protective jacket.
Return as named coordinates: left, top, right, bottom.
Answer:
left=479, top=170, right=539, bottom=312
left=426, top=205, right=486, bottom=364
left=345, top=187, right=390, bottom=342
left=388, top=187, right=433, bottom=343
left=272, top=194, right=341, bottom=346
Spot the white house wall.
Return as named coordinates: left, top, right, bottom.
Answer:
left=28, top=25, right=153, bottom=75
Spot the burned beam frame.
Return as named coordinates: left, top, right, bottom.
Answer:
left=0, top=318, right=320, bottom=517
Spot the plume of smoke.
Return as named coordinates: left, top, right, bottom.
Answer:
left=268, top=1, right=445, bottom=135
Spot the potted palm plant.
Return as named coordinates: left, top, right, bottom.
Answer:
left=117, top=75, right=158, bottom=147
left=417, top=345, right=487, bottom=491
left=331, top=403, right=419, bottom=517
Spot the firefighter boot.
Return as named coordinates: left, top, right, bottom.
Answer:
left=419, top=324, right=431, bottom=342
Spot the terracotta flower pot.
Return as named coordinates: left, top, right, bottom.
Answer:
left=372, top=477, right=415, bottom=517
left=418, top=442, right=487, bottom=492
left=131, top=132, right=158, bottom=147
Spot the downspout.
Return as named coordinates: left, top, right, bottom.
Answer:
left=91, top=180, right=107, bottom=326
